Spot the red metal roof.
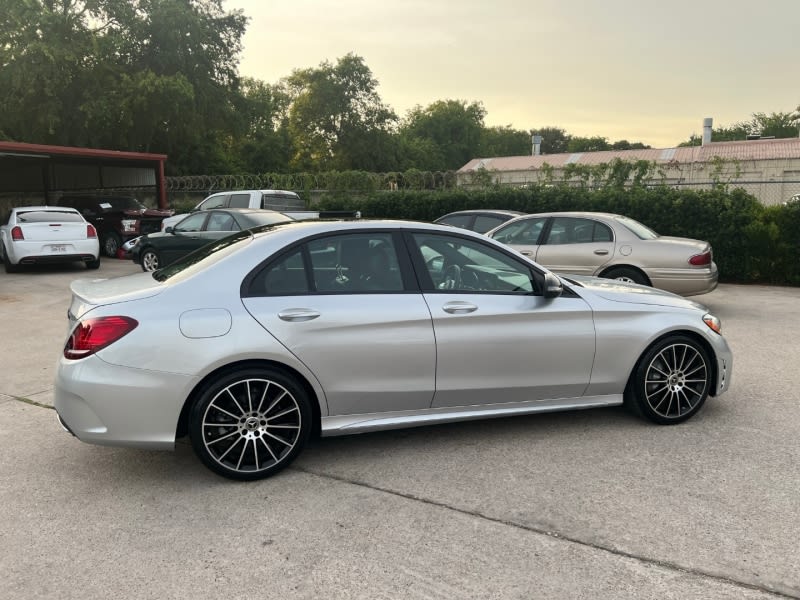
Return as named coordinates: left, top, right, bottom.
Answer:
left=458, top=137, right=800, bottom=172
left=0, top=140, right=166, bottom=162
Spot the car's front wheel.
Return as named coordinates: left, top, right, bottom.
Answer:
left=189, top=367, right=312, bottom=480
left=140, top=248, right=160, bottom=272
left=627, top=335, right=711, bottom=424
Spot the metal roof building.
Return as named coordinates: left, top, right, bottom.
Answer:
left=458, top=137, right=800, bottom=205
left=0, top=141, right=168, bottom=209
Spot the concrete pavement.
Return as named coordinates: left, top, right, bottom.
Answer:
left=0, top=259, right=798, bottom=598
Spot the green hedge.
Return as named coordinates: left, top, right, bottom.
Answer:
left=318, top=186, right=800, bottom=286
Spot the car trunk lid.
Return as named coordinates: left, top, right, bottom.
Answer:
left=17, top=221, right=89, bottom=242
left=68, top=272, right=164, bottom=322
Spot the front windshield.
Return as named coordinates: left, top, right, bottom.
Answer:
left=615, top=216, right=659, bottom=240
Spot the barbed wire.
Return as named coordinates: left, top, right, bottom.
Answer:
left=164, top=171, right=458, bottom=193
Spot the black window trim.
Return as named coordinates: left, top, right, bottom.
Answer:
left=241, top=228, right=422, bottom=298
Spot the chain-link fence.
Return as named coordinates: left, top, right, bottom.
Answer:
left=667, top=180, right=800, bottom=206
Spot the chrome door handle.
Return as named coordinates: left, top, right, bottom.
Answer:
left=520, top=250, right=533, bottom=256
left=442, top=301, right=478, bottom=314
left=593, top=249, right=609, bottom=255
left=278, top=308, right=321, bottom=322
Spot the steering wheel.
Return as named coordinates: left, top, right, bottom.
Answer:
left=442, top=264, right=462, bottom=290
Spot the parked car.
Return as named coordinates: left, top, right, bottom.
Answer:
left=57, top=195, right=173, bottom=258
left=486, top=212, right=718, bottom=296
left=160, top=189, right=303, bottom=231
left=0, top=206, right=100, bottom=272
left=131, top=208, right=293, bottom=271
left=435, top=209, right=525, bottom=233
left=55, top=220, right=732, bottom=481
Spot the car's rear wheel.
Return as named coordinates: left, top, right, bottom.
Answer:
left=189, top=367, right=312, bottom=481
left=627, top=335, right=711, bottom=424
left=103, top=232, right=122, bottom=257
left=603, top=266, right=649, bottom=286
left=140, top=248, right=160, bottom=272
left=86, top=256, right=101, bottom=270
left=2, top=245, right=19, bottom=273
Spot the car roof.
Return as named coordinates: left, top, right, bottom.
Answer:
left=249, top=219, right=493, bottom=242
left=206, top=189, right=300, bottom=196
left=437, top=209, right=525, bottom=219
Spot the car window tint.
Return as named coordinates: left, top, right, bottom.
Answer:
left=489, top=217, right=547, bottom=245
left=308, top=233, right=403, bottom=293
left=16, top=210, right=83, bottom=223
left=199, top=194, right=227, bottom=209
left=412, top=233, right=536, bottom=294
left=546, top=217, right=612, bottom=245
left=593, top=221, right=613, bottom=242
left=437, top=214, right=472, bottom=229
left=228, top=194, right=251, bottom=208
left=257, top=249, right=310, bottom=296
left=175, top=213, right=207, bottom=232
left=206, top=212, right=237, bottom=232
left=473, top=215, right=505, bottom=233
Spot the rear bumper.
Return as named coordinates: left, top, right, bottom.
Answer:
left=7, top=239, right=99, bottom=264
left=54, top=354, right=198, bottom=450
left=647, top=263, right=718, bottom=297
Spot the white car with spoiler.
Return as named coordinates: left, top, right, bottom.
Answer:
left=0, top=206, right=100, bottom=273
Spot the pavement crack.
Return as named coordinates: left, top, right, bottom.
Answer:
left=294, top=466, right=796, bottom=599
left=11, top=395, right=55, bottom=410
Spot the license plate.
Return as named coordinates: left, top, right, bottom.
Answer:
left=51, top=244, right=66, bottom=252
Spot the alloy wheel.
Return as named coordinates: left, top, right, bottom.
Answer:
left=644, top=343, right=709, bottom=419
left=200, top=378, right=303, bottom=474
left=142, top=250, right=159, bottom=271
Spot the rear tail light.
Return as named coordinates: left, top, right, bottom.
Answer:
left=11, top=226, right=24, bottom=241
left=87, top=224, right=97, bottom=239
left=64, top=316, right=138, bottom=360
left=689, top=251, right=711, bottom=266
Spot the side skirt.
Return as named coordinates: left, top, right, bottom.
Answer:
left=321, top=394, right=623, bottom=437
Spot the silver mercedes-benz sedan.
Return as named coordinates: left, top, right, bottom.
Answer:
left=54, top=220, right=733, bottom=481
left=486, top=212, right=718, bottom=296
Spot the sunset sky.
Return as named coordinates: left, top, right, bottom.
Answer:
left=225, top=0, right=799, bottom=149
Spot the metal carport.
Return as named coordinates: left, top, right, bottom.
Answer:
left=0, top=141, right=167, bottom=209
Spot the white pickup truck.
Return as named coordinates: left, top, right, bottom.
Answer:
left=160, top=189, right=358, bottom=230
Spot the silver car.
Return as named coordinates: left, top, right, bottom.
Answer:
left=486, top=212, right=718, bottom=296
left=55, top=220, right=732, bottom=480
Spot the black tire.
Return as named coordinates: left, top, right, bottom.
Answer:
left=626, top=335, right=711, bottom=425
left=602, top=266, right=649, bottom=286
left=86, top=256, right=101, bottom=270
left=2, top=245, right=20, bottom=273
left=140, top=248, right=161, bottom=272
left=189, top=367, right=312, bottom=481
left=103, top=232, right=122, bottom=257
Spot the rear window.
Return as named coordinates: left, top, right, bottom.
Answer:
left=99, top=197, right=146, bottom=211
left=16, top=210, right=83, bottom=223
left=615, top=216, right=659, bottom=240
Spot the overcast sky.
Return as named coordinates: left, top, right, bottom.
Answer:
left=224, top=0, right=799, bottom=149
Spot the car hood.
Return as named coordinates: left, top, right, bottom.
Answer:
left=562, top=275, right=708, bottom=311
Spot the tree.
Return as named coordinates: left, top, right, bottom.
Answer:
left=286, top=53, right=397, bottom=171
left=679, top=110, right=800, bottom=146
left=479, top=125, right=530, bottom=158
left=0, top=0, right=248, bottom=173
left=567, top=136, right=611, bottom=153
left=530, top=127, right=570, bottom=155
left=399, top=100, right=486, bottom=170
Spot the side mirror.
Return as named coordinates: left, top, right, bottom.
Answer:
left=543, top=272, right=563, bottom=298
left=165, top=226, right=174, bottom=234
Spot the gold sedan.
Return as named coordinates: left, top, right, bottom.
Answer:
left=487, top=212, right=718, bottom=296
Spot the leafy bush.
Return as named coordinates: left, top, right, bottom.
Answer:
left=318, top=185, right=800, bottom=285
